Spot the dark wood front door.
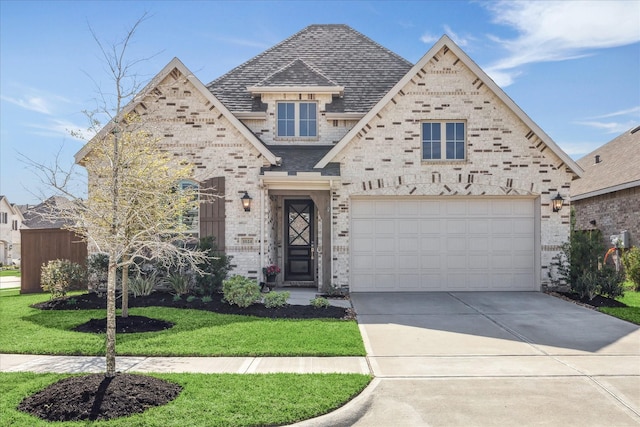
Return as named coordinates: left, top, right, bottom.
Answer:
left=285, top=200, right=314, bottom=281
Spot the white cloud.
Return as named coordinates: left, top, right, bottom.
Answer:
left=573, top=105, right=640, bottom=136
left=27, top=119, right=95, bottom=141
left=443, top=25, right=471, bottom=47
left=1, top=95, right=53, bottom=115
left=483, top=1, right=640, bottom=86
left=420, top=32, right=439, bottom=44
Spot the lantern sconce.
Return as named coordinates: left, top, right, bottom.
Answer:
left=551, top=193, right=564, bottom=213
left=241, top=191, right=252, bottom=212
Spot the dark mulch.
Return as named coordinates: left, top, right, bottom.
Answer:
left=551, top=292, right=627, bottom=309
left=73, top=315, right=175, bottom=334
left=32, top=291, right=351, bottom=320
left=18, top=373, right=181, bottom=422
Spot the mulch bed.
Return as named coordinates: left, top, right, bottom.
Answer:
left=18, top=373, right=181, bottom=422
left=32, top=291, right=352, bottom=320
left=548, top=291, right=627, bottom=309
left=73, top=315, right=175, bottom=334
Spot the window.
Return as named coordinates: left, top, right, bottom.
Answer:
left=179, top=180, right=199, bottom=235
left=0, top=212, right=7, bottom=224
left=277, top=102, right=317, bottom=137
left=12, top=220, right=18, bottom=230
left=422, top=121, right=466, bottom=160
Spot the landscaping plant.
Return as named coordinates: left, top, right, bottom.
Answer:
left=222, top=275, right=261, bottom=308
left=263, top=291, right=290, bottom=308
left=193, top=236, right=232, bottom=296
left=622, top=246, right=640, bottom=291
left=128, top=274, right=156, bottom=297
left=40, top=259, right=86, bottom=298
left=310, top=296, right=330, bottom=309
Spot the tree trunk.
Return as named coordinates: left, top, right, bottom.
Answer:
left=106, top=255, right=117, bottom=377
left=121, top=259, right=129, bottom=318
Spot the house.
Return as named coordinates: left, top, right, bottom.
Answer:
left=0, top=195, right=24, bottom=266
left=75, top=25, right=582, bottom=292
left=571, top=126, right=640, bottom=249
left=20, top=197, right=87, bottom=293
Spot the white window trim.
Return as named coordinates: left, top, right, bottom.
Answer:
left=421, top=120, right=467, bottom=161
left=276, top=101, right=318, bottom=139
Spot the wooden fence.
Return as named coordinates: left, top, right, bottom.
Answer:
left=20, top=228, right=87, bottom=294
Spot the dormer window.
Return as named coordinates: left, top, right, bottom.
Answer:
left=277, top=102, right=317, bottom=137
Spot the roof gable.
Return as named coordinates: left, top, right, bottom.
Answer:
left=208, top=24, right=412, bottom=113
left=74, top=58, right=279, bottom=165
left=315, top=35, right=583, bottom=178
left=571, top=126, right=640, bottom=199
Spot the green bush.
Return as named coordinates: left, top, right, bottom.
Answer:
left=193, top=236, right=232, bottom=296
left=263, top=291, right=290, bottom=308
left=622, top=247, right=640, bottom=291
left=222, top=275, right=261, bottom=308
left=598, top=266, right=626, bottom=299
left=310, top=296, right=330, bottom=309
left=129, top=273, right=156, bottom=297
left=40, top=259, right=86, bottom=298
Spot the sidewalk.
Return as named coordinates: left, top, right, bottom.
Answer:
left=0, top=354, right=370, bottom=374
left=0, top=276, right=20, bottom=289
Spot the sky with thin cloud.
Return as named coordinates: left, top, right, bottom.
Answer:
left=1, top=0, right=638, bottom=204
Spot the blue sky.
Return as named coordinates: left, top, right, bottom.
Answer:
left=1, top=0, right=639, bottom=204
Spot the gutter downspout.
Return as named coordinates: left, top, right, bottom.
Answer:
left=329, top=180, right=333, bottom=289
left=260, top=179, right=265, bottom=283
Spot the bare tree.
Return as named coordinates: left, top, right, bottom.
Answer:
left=25, top=14, right=209, bottom=377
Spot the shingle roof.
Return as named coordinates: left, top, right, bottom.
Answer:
left=571, top=126, right=640, bottom=199
left=255, top=59, right=340, bottom=88
left=22, top=196, right=77, bottom=229
left=208, top=24, right=412, bottom=113
left=262, top=145, right=340, bottom=176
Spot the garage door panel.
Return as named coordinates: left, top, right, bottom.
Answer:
left=351, top=198, right=536, bottom=292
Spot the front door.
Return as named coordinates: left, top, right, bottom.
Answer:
left=285, top=200, right=314, bottom=281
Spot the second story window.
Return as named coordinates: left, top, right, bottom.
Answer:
left=277, top=102, right=317, bottom=138
left=422, top=121, right=466, bottom=161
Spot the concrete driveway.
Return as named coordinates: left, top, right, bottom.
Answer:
left=348, top=292, right=640, bottom=426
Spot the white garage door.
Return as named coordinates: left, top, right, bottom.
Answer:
left=350, top=198, right=537, bottom=292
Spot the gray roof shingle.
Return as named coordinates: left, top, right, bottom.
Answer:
left=255, top=59, right=340, bottom=88
left=571, top=125, right=640, bottom=198
left=262, top=145, right=340, bottom=176
left=207, top=24, right=412, bottom=113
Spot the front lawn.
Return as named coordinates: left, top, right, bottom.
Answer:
left=0, top=372, right=371, bottom=427
left=600, top=290, right=640, bottom=325
left=0, top=268, right=20, bottom=277
left=0, top=292, right=365, bottom=356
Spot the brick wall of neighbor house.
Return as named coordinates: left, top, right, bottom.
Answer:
left=573, top=186, right=640, bottom=249
left=330, top=46, right=574, bottom=290
left=138, top=68, right=268, bottom=280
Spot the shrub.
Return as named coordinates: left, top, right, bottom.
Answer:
left=263, top=291, right=290, bottom=308
left=573, top=271, right=599, bottom=300
left=193, top=236, right=232, bottom=296
left=186, top=295, right=197, bottom=303
left=310, top=296, right=330, bottom=309
left=41, top=259, right=86, bottom=298
left=222, top=275, right=261, bottom=308
left=622, top=247, right=640, bottom=291
left=129, top=274, right=156, bottom=297
left=201, top=295, right=212, bottom=303
left=165, top=273, right=191, bottom=295
left=598, top=266, right=625, bottom=299
left=87, top=253, right=109, bottom=293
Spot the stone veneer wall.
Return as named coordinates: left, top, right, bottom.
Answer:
left=330, top=46, right=576, bottom=290
left=573, top=186, right=640, bottom=249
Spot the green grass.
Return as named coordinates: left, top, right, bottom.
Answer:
left=0, top=268, right=20, bottom=277
left=0, top=372, right=372, bottom=426
left=0, top=292, right=365, bottom=356
left=600, top=289, right=640, bottom=325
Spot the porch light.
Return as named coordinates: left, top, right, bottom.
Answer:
left=551, top=193, right=564, bottom=213
left=241, top=191, right=252, bottom=212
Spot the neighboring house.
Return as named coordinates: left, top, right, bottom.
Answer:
left=76, top=25, right=582, bottom=292
left=571, top=126, right=640, bottom=249
left=0, top=195, right=24, bottom=266
left=20, top=197, right=87, bottom=293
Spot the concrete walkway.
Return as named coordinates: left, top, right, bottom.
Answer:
left=0, top=354, right=369, bottom=374
left=0, top=276, right=20, bottom=289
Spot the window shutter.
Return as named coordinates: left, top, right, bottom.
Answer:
left=200, top=177, right=225, bottom=250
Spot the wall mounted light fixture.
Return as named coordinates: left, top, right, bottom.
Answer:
left=551, top=193, right=565, bottom=213
left=241, top=191, right=252, bottom=212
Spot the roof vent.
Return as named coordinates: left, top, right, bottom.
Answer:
left=595, top=155, right=601, bottom=164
